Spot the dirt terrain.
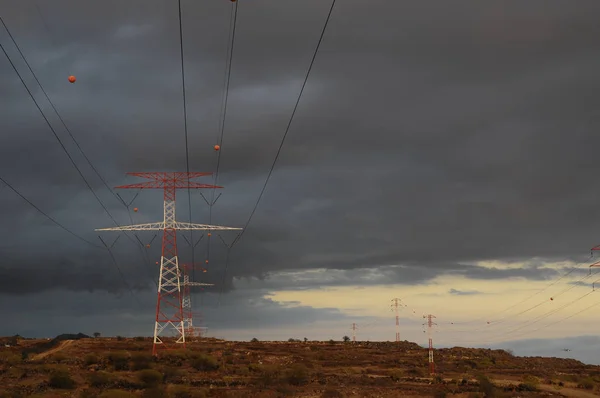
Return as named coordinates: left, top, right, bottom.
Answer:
left=0, top=336, right=599, bottom=397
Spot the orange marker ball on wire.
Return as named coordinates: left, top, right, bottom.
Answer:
left=207, top=233, right=212, bottom=237
left=214, top=144, right=220, bottom=151
left=68, top=75, right=76, bottom=83
left=146, top=244, right=151, bottom=248
left=205, top=259, right=209, bottom=264
left=133, top=207, right=138, bottom=212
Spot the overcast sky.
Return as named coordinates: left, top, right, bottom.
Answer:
left=1, top=0, right=600, bottom=365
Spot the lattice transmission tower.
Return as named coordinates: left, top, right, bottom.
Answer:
left=351, top=323, right=357, bottom=343
left=181, top=263, right=212, bottom=339
left=390, top=298, right=404, bottom=342
left=423, top=314, right=437, bottom=375
left=96, top=172, right=242, bottom=355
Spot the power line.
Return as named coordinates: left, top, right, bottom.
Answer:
left=231, top=0, right=337, bottom=249
left=218, top=0, right=337, bottom=301
left=213, top=1, right=239, bottom=189
left=0, top=15, right=124, bottom=209
left=177, top=0, right=197, bottom=280
left=0, top=15, right=158, bottom=286
left=0, top=175, right=102, bottom=249
left=0, top=19, right=155, bottom=289
left=209, top=0, right=239, bottom=307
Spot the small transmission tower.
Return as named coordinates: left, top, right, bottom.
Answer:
left=351, top=323, right=357, bottom=343
left=390, top=298, right=404, bottom=342
left=181, top=263, right=212, bottom=339
left=423, top=314, right=437, bottom=375
left=96, top=172, right=242, bottom=355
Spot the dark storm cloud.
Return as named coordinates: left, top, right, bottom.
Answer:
left=0, top=285, right=359, bottom=338
left=1, top=1, right=600, bottom=313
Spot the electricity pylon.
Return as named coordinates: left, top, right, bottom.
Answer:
left=95, top=172, right=241, bottom=355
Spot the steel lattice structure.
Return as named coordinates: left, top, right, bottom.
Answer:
left=181, top=263, right=212, bottom=339
left=423, top=314, right=437, bottom=375
left=95, top=172, right=241, bottom=355
left=390, top=298, right=404, bottom=342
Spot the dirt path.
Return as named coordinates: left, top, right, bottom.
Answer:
left=31, top=340, right=74, bottom=360
left=492, top=378, right=600, bottom=398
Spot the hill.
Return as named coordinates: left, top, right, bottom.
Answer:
left=0, top=336, right=599, bottom=397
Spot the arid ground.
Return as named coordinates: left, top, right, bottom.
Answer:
left=1, top=335, right=599, bottom=397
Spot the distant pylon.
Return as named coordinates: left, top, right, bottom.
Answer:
left=423, top=314, right=437, bottom=375
left=351, top=323, right=357, bottom=343
left=95, top=172, right=242, bottom=355
left=180, top=263, right=212, bottom=339
left=391, top=298, right=404, bottom=342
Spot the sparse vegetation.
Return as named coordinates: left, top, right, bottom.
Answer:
left=137, top=368, right=164, bottom=387
left=48, top=368, right=76, bottom=389
left=0, top=336, right=596, bottom=397
left=190, top=353, right=219, bottom=371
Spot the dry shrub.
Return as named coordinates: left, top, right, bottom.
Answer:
left=142, top=388, right=167, bottom=398
left=578, top=377, right=596, bottom=390
left=476, top=374, right=496, bottom=397
left=84, top=353, right=100, bottom=366
left=131, top=352, right=153, bottom=370
left=284, top=363, right=309, bottom=386
left=98, top=390, right=135, bottom=398
left=48, top=368, right=76, bottom=389
left=107, top=351, right=130, bottom=371
left=88, top=371, right=114, bottom=388
left=190, top=353, right=219, bottom=371
left=50, top=353, right=68, bottom=363
left=160, top=350, right=187, bottom=366
left=137, top=369, right=164, bottom=387
left=0, top=352, right=21, bottom=365
left=162, top=366, right=184, bottom=383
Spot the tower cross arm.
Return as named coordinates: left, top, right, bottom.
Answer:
left=95, top=222, right=166, bottom=231
left=95, top=222, right=242, bottom=231
left=185, top=282, right=214, bottom=287
left=173, top=222, right=242, bottom=231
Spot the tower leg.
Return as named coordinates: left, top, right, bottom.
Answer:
left=153, top=193, right=186, bottom=355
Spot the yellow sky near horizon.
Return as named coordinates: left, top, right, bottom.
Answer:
left=259, top=259, right=600, bottom=345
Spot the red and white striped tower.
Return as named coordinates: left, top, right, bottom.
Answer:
left=423, top=314, right=437, bottom=374
left=180, top=263, right=212, bottom=339
left=351, top=323, right=357, bottom=343
left=96, top=172, right=242, bottom=355
left=391, top=298, right=403, bottom=342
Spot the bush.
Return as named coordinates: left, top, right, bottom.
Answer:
left=250, top=338, right=259, bottom=343
left=131, top=352, right=153, bottom=370
left=142, top=388, right=167, bottom=398
left=51, top=353, right=68, bottom=363
left=285, top=364, right=309, bottom=386
left=89, top=371, right=113, bottom=388
left=137, top=369, right=163, bottom=387
left=190, top=354, right=219, bottom=371
left=476, top=374, right=495, bottom=397
left=0, top=352, right=21, bottom=365
left=84, top=354, right=100, bottom=366
left=108, top=351, right=130, bottom=371
left=160, top=351, right=187, bottom=366
left=48, top=369, right=76, bottom=389
left=161, top=366, right=184, bottom=383
left=578, top=378, right=595, bottom=390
